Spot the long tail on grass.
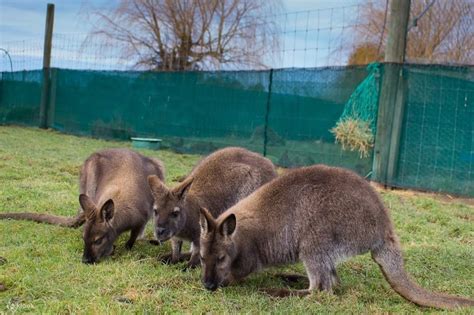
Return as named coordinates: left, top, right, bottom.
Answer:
left=0, top=212, right=85, bottom=228
left=371, top=235, right=474, bottom=309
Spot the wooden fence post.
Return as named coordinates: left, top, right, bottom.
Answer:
left=263, top=68, right=274, bottom=157
left=39, top=3, right=54, bottom=129
left=372, top=0, right=410, bottom=185
left=47, top=68, right=57, bottom=128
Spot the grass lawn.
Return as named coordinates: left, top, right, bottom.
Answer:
left=0, top=126, right=473, bottom=313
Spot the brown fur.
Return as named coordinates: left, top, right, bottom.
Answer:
left=1, top=148, right=165, bottom=264
left=199, top=165, right=474, bottom=309
left=148, top=147, right=277, bottom=268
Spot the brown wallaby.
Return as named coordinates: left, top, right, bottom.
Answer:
left=199, top=165, right=474, bottom=309
left=147, top=147, right=277, bottom=269
left=0, top=148, right=165, bottom=264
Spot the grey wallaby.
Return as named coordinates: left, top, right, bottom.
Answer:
left=199, top=165, right=474, bottom=309
left=0, top=148, right=165, bottom=264
left=147, top=147, right=277, bottom=269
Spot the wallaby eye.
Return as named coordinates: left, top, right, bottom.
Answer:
left=93, top=237, right=103, bottom=245
left=171, top=207, right=180, bottom=218
left=218, top=254, right=225, bottom=262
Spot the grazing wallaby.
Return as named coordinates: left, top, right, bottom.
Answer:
left=147, top=147, right=277, bottom=269
left=199, top=165, right=474, bottom=309
left=0, top=148, right=165, bottom=264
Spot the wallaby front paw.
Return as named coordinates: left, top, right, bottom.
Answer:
left=182, top=260, right=200, bottom=271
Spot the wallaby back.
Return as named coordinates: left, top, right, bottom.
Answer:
left=199, top=165, right=473, bottom=309
left=185, top=147, right=277, bottom=216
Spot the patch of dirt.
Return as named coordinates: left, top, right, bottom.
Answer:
left=115, top=296, right=133, bottom=304
left=0, top=283, right=6, bottom=292
left=369, top=182, right=474, bottom=207
left=456, top=213, right=474, bottom=222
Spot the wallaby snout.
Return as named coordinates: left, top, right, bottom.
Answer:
left=155, top=226, right=171, bottom=241
left=82, top=255, right=95, bottom=265
left=203, top=280, right=218, bottom=291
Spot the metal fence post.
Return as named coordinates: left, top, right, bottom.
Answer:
left=39, top=3, right=54, bottom=129
left=263, top=68, right=274, bottom=157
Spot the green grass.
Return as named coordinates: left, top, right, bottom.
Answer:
left=0, top=126, right=473, bottom=314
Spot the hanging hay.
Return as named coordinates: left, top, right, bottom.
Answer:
left=331, top=63, right=380, bottom=158
left=331, top=118, right=374, bottom=158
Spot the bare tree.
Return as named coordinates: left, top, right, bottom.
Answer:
left=86, top=0, right=281, bottom=71
left=347, top=42, right=384, bottom=65
left=348, top=0, right=473, bottom=65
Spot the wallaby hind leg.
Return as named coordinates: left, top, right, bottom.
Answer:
left=263, top=255, right=337, bottom=298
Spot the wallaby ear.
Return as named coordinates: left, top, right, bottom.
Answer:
left=148, top=175, right=169, bottom=198
left=199, top=207, right=215, bottom=235
left=173, top=176, right=194, bottom=199
left=220, top=214, right=236, bottom=237
left=100, top=199, right=115, bottom=222
left=79, top=194, right=97, bottom=221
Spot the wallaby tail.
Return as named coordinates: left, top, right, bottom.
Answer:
left=0, top=212, right=85, bottom=228
left=371, top=237, right=474, bottom=309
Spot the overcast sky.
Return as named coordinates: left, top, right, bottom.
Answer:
left=0, top=0, right=363, bottom=71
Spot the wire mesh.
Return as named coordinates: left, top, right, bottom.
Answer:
left=393, top=64, right=473, bottom=196
left=0, top=4, right=373, bottom=72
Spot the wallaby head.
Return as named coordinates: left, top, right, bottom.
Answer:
left=199, top=207, right=237, bottom=291
left=79, top=194, right=117, bottom=264
left=147, top=175, right=193, bottom=242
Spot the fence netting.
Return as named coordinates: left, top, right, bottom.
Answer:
left=1, top=64, right=472, bottom=196
left=0, top=70, right=42, bottom=126
left=391, top=65, right=473, bottom=196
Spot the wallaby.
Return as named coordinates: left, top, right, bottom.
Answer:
left=147, top=147, right=277, bottom=269
left=1, top=148, right=165, bottom=264
left=199, top=165, right=474, bottom=309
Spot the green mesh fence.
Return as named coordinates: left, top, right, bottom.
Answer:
left=53, top=69, right=270, bottom=154
left=0, top=70, right=42, bottom=126
left=389, top=65, right=473, bottom=196
left=265, top=66, right=372, bottom=173
left=0, top=64, right=472, bottom=196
